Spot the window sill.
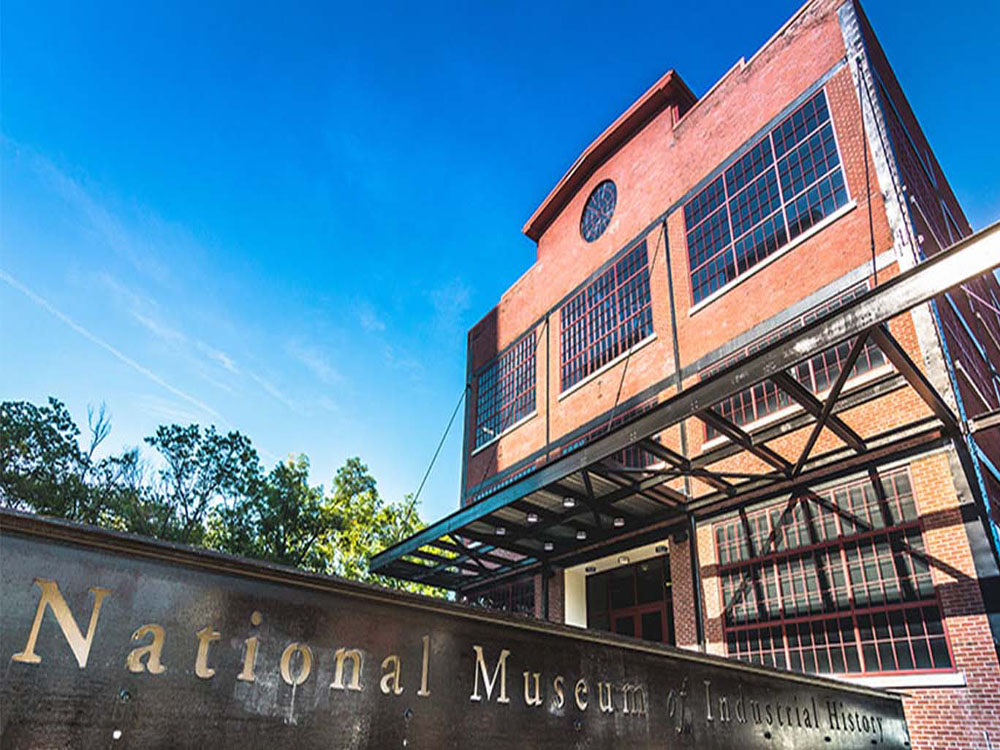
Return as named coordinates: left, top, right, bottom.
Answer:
left=829, top=671, right=966, bottom=690
left=688, top=200, right=858, bottom=316
left=557, top=334, right=658, bottom=402
left=470, top=411, right=538, bottom=457
left=699, top=363, right=893, bottom=453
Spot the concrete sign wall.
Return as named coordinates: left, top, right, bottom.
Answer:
left=0, top=511, right=910, bottom=749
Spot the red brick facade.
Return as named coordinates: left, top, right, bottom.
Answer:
left=459, top=1, right=1000, bottom=747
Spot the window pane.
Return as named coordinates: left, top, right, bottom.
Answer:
left=609, top=568, right=635, bottom=609
left=587, top=573, right=609, bottom=630
left=636, top=560, right=664, bottom=604
left=717, top=469, right=950, bottom=676
left=474, top=331, right=537, bottom=449
left=560, top=242, right=653, bottom=390
left=614, top=615, right=635, bottom=638
left=684, top=89, right=846, bottom=302
left=641, top=611, right=664, bottom=642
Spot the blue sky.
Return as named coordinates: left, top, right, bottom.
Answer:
left=2, top=0, right=998, bottom=523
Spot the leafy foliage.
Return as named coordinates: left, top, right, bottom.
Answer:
left=0, top=397, right=441, bottom=596
left=207, top=455, right=338, bottom=570
left=320, top=457, right=436, bottom=593
left=145, top=424, right=261, bottom=545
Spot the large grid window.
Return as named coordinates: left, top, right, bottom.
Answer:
left=560, top=241, right=653, bottom=391
left=702, top=284, right=887, bottom=440
left=683, top=89, right=849, bottom=304
left=474, top=331, right=536, bottom=450
left=716, top=470, right=952, bottom=675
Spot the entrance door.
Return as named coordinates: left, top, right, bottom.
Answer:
left=611, top=604, right=669, bottom=641
left=587, top=555, right=675, bottom=645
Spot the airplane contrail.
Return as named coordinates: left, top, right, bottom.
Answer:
left=0, top=268, right=225, bottom=423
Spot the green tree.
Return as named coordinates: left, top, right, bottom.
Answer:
left=319, top=457, right=439, bottom=594
left=144, top=424, right=261, bottom=545
left=1, top=397, right=442, bottom=596
left=1, top=398, right=120, bottom=524
left=207, top=455, right=340, bottom=570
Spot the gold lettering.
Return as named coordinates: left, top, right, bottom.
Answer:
left=597, top=681, right=615, bottom=713
left=280, top=642, right=313, bottom=686
left=718, top=694, right=731, bottom=722
left=622, top=684, right=646, bottom=716
left=12, top=579, right=110, bottom=669
left=552, top=676, right=565, bottom=709
left=126, top=624, right=166, bottom=674
left=574, top=678, right=588, bottom=711
left=417, top=634, right=431, bottom=697
left=522, top=671, right=542, bottom=707
left=237, top=611, right=263, bottom=683
left=470, top=645, right=509, bottom=703
left=195, top=626, right=221, bottom=679
left=331, top=648, right=363, bottom=691
left=380, top=654, right=404, bottom=695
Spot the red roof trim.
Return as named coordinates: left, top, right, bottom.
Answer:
left=522, top=69, right=697, bottom=242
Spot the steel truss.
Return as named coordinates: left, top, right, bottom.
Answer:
left=371, top=223, right=1000, bottom=591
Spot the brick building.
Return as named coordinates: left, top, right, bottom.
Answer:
left=372, top=1, right=1000, bottom=746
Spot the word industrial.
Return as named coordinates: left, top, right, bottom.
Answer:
left=701, top=681, right=887, bottom=745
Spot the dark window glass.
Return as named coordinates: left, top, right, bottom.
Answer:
left=683, top=90, right=848, bottom=305
left=587, top=556, right=674, bottom=645
left=614, top=615, right=635, bottom=637
left=609, top=568, right=636, bottom=609
left=560, top=242, right=653, bottom=391
left=717, top=470, right=952, bottom=675
left=641, top=611, right=663, bottom=642
left=474, top=331, right=536, bottom=450
left=586, top=573, right=610, bottom=631
left=636, top=560, right=664, bottom=604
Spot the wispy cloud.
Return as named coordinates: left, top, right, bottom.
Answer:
left=287, top=340, right=342, bottom=386
left=1, top=269, right=225, bottom=423
left=98, top=272, right=309, bottom=413
left=98, top=272, right=242, bottom=379
left=356, top=300, right=386, bottom=333
left=383, top=344, right=424, bottom=375
left=131, top=310, right=187, bottom=344
left=317, top=395, right=339, bottom=413
left=428, top=277, right=471, bottom=331
left=196, top=341, right=240, bottom=374
left=137, top=394, right=208, bottom=426
left=248, top=371, right=302, bottom=414
left=24, top=146, right=173, bottom=285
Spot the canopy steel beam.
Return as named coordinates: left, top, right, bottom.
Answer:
left=640, top=439, right=688, bottom=467
left=576, top=472, right=641, bottom=524
left=769, top=371, right=866, bottom=452
left=640, top=438, right=735, bottom=493
left=792, top=331, right=871, bottom=476
left=696, top=409, right=793, bottom=474
left=370, top=223, right=1000, bottom=583
left=403, top=548, right=481, bottom=574
left=431, top=539, right=514, bottom=567
left=689, top=425, right=943, bottom=519
left=588, top=462, right=681, bottom=507
left=408, top=536, right=507, bottom=583
left=869, top=325, right=960, bottom=434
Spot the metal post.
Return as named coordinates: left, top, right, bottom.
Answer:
left=688, top=513, right=705, bottom=651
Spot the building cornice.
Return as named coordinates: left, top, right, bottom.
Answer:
left=521, top=69, right=696, bottom=242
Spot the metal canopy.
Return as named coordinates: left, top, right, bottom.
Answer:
left=371, top=223, right=1000, bottom=591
